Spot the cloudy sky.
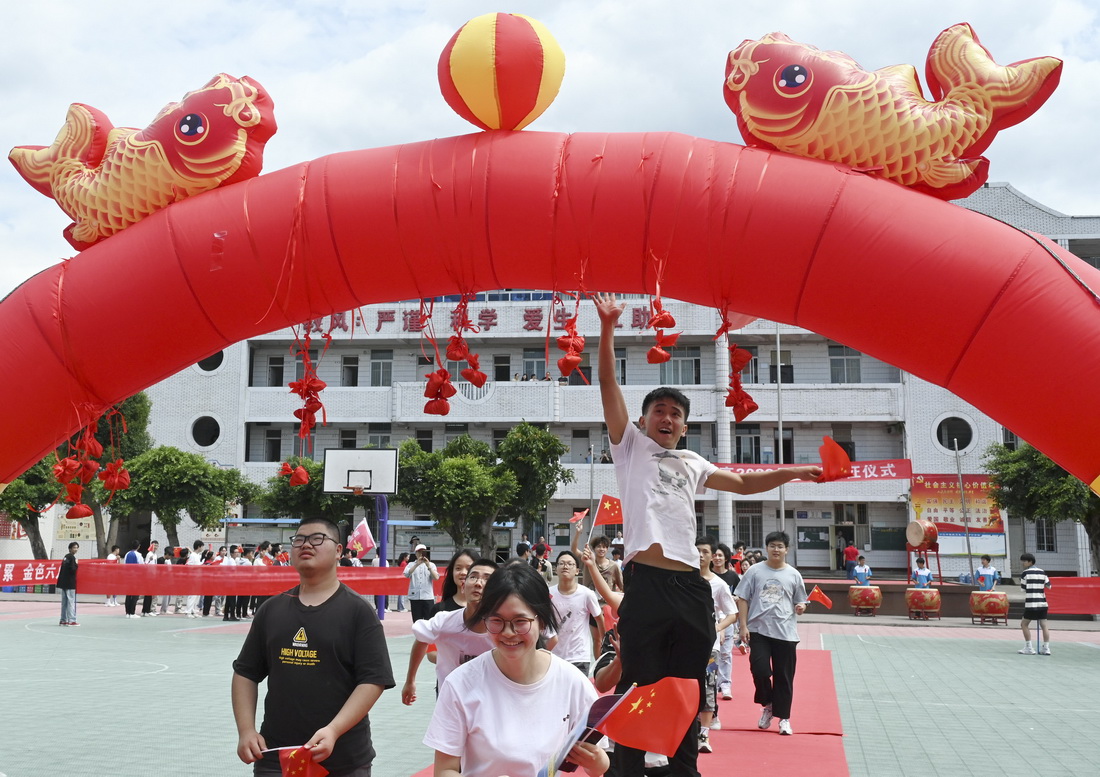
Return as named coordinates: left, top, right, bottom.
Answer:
left=2, top=0, right=1097, bottom=297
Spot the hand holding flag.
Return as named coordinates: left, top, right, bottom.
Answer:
left=570, top=508, right=589, bottom=524
left=593, top=495, right=622, bottom=526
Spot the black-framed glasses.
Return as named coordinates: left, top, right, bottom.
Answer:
left=484, top=616, right=536, bottom=635
left=290, top=533, right=338, bottom=548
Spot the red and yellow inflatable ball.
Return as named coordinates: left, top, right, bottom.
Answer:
left=439, top=12, right=565, bottom=131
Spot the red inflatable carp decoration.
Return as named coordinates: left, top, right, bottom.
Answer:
left=9, top=73, right=275, bottom=250
left=724, top=24, right=1062, bottom=200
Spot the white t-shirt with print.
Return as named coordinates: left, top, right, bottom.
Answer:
left=411, top=608, right=493, bottom=688
left=549, top=584, right=602, bottom=663
left=424, top=650, right=597, bottom=777
left=610, top=422, right=717, bottom=568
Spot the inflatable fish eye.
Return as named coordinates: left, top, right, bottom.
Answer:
left=175, top=112, right=207, bottom=143
left=774, top=63, right=812, bottom=95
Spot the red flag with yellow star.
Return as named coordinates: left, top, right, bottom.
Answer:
left=595, top=676, right=697, bottom=756
left=593, top=494, right=623, bottom=526
left=279, top=747, right=329, bottom=777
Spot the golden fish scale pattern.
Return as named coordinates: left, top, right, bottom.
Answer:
left=764, top=79, right=991, bottom=189
left=53, top=133, right=232, bottom=245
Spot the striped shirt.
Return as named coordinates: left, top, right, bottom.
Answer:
left=1019, top=566, right=1051, bottom=609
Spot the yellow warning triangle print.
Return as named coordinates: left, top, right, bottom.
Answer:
left=293, top=627, right=307, bottom=643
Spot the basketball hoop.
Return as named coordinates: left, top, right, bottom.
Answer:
left=345, top=485, right=365, bottom=497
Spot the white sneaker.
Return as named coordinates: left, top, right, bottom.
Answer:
left=697, top=729, right=712, bottom=754
left=708, top=717, right=722, bottom=730
left=1041, top=645, right=1051, bottom=655
left=719, top=684, right=732, bottom=700
left=1018, top=646, right=1036, bottom=655
left=758, top=704, right=774, bottom=729
left=779, top=719, right=793, bottom=736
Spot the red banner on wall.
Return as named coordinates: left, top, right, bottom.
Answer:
left=0, top=561, right=416, bottom=596
left=911, top=474, right=1005, bottom=556
left=717, top=459, right=912, bottom=481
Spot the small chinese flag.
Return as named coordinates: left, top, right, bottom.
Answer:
left=808, top=585, right=833, bottom=609
left=596, top=676, right=697, bottom=757
left=348, top=518, right=376, bottom=558
left=818, top=436, right=853, bottom=482
left=279, top=747, right=329, bottom=777
left=593, top=495, right=623, bottom=526
left=570, top=508, right=589, bottom=524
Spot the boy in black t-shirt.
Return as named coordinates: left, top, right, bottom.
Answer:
left=232, top=517, right=394, bottom=775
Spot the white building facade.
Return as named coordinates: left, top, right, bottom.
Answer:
left=130, top=183, right=1098, bottom=577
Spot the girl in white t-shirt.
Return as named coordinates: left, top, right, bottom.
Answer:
left=424, top=561, right=609, bottom=777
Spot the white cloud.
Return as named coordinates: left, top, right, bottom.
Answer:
left=3, top=0, right=1098, bottom=296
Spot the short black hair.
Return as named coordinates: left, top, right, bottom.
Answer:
left=764, top=531, right=790, bottom=548
left=467, top=560, right=558, bottom=632
left=193, top=539, right=205, bottom=551
left=981, top=554, right=991, bottom=563
left=515, top=542, right=531, bottom=556
left=555, top=550, right=580, bottom=566
left=857, top=555, right=865, bottom=561
left=641, top=387, right=691, bottom=420
left=295, top=517, right=341, bottom=540
left=695, top=535, right=717, bottom=553
left=67, top=542, right=79, bottom=552
left=1020, top=552, right=1036, bottom=564
left=591, top=535, right=611, bottom=549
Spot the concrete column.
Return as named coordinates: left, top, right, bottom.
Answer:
left=713, top=338, right=734, bottom=545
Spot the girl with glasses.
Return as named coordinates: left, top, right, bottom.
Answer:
left=424, top=561, right=608, bottom=777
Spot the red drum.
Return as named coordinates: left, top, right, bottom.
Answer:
left=905, top=588, right=941, bottom=619
left=970, top=591, right=1009, bottom=625
left=905, top=519, right=938, bottom=548
left=849, top=585, right=882, bottom=615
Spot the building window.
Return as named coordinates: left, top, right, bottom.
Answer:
left=832, top=423, right=855, bottom=460
left=829, top=344, right=861, bottom=383
left=679, top=423, right=705, bottom=457
left=367, top=423, right=391, bottom=449
left=936, top=416, right=973, bottom=451
left=268, top=356, right=284, bottom=387
left=659, top=346, right=701, bottom=385
left=492, top=429, right=509, bottom=451
left=197, top=351, right=224, bottom=372
left=264, top=429, right=282, bottom=462
left=1003, top=429, right=1019, bottom=451
left=739, top=346, right=759, bottom=384
left=735, top=424, right=761, bottom=464
left=341, top=356, right=359, bottom=387
left=614, top=347, right=627, bottom=385
left=771, top=427, right=793, bottom=465
left=522, top=349, right=546, bottom=381
left=493, top=355, right=511, bottom=382
left=834, top=503, right=869, bottom=525
left=340, top=429, right=358, bottom=449
left=294, top=349, right=318, bottom=382
left=1035, top=518, right=1057, bottom=552
left=370, top=350, right=393, bottom=387
left=191, top=416, right=220, bottom=447
left=416, top=428, right=434, bottom=453
left=444, top=423, right=469, bottom=445
left=736, top=501, right=763, bottom=548
left=294, top=432, right=315, bottom=458
left=768, top=350, right=793, bottom=384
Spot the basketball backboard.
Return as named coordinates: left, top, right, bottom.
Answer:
left=322, top=448, right=399, bottom=494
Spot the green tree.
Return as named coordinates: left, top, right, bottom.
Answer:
left=0, top=459, right=59, bottom=559
left=394, top=424, right=572, bottom=557
left=983, top=442, right=1100, bottom=573
left=259, top=456, right=371, bottom=528
left=108, top=446, right=255, bottom=548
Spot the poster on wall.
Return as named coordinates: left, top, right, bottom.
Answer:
left=56, top=517, right=96, bottom=541
left=911, top=474, right=1005, bottom=556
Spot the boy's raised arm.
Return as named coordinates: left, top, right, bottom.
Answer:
left=594, top=292, right=629, bottom=444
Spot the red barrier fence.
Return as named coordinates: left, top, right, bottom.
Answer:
left=1047, top=579, right=1100, bottom=615
left=1, top=560, right=416, bottom=596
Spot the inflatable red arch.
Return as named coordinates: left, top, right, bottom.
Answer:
left=3, top=131, right=1099, bottom=492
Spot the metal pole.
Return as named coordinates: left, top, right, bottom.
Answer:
left=954, top=439, right=976, bottom=583
left=375, top=495, right=390, bottom=621
left=776, top=322, right=787, bottom=558
left=589, top=444, right=595, bottom=518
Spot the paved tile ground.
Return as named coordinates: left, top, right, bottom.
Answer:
left=2, top=594, right=1098, bottom=777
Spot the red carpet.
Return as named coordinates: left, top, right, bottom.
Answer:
left=722, top=648, right=844, bottom=735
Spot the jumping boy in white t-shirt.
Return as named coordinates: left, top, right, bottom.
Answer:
left=594, top=292, right=822, bottom=777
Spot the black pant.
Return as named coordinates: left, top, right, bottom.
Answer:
left=410, top=599, right=434, bottom=622
left=748, top=633, right=798, bottom=719
left=202, top=596, right=214, bottom=616
left=236, top=596, right=250, bottom=618
left=609, top=563, right=714, bottom=777
left=223, top=595, right=237, bottom=620
left=141, top=595, right=154, bottom=614
left=124, top=595, right=140, bottom=615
